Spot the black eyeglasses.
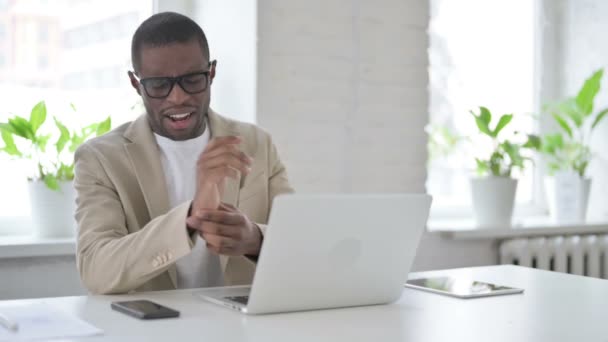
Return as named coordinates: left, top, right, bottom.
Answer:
left=132, top=61, right=215, bottom=99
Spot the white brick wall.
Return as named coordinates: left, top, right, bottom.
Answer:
left=257, top=0, right=429, bottom=193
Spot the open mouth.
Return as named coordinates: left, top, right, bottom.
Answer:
left=167, top=112, right=193, bottom=122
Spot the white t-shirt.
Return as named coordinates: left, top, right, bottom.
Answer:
left=154, top=127, right=224, bottom=289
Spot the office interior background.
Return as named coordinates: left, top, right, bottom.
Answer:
left=1, top=0, right=608, bottom=299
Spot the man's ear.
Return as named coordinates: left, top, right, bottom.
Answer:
left=127, top=71, right=142, bottom=96
left=209, top=60, right=217, bottom=85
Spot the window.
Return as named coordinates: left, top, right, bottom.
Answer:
left=63, top=12, right=139, bottom=48
left=427, top=0, right=539, bottom=217
left=0, top=0, right=152, bottom=231
left=37, top=55, right=48, bottom=69
left=38, top=23, right=48, bottom=43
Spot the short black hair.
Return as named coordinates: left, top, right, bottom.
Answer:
left=131, top=12, right=210, bottom=73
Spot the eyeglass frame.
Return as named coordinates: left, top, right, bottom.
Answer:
left=130, top=60, right=216, bottom=99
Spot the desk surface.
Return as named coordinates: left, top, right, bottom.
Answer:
left=1, top=265, right=605, bottom=341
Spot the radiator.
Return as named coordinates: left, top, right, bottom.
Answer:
left=499, top=235, right=608, bottom=279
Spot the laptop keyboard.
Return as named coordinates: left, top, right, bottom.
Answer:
left=225, top=296, right=249, bottom=305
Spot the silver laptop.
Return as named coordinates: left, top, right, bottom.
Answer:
left=194, top=193, right=432, bottom=314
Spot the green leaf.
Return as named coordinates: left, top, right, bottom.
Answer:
left=479, top=106, right=492, bottom=125
left=523, top=134, right=541, bottom=150
left=0, top=130, right=22, bottom=156
left=502, top=141, right=523, bottom=168
left=489, top=152, right=504, bottom=176
left=29, top=101, right=47, bottom=134
left=96, top=116, right=111, bottom=136
left=577, top=161, right=589, bottom=178
left=8, top=117, right=35, bottom=140
left=426, top=124, right=466, bottom=161
left=551, top=113, right=573, bottom=138
left=69, top=133, right=86, bottom=153
left=37, top=134, right=51, bottom=152
left=65, top=164, right=75, bottom=180
left=475, top=158, right=489, bottom=176
left=471, top=107, right=492, bottom=137
left=576, top=69, right=603, bottom=116
left=54, top=117, right=70, bottom=154
left=547, top=162, right=562, bottom=175
left=0, top=122, right=16, bottom=135
left=556, top=99, right=584, bottom=128
left=43, top=174, right=60, bottom=191
left=492, top=114, right=513, bottom=137
left=591, top=108, right=608, bottom=130
left=57, top=163, right=75, bottom=180
left=542, top=134, right=564, bottom=154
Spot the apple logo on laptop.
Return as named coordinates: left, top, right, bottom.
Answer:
left=328, top=238, right=362, bottom=270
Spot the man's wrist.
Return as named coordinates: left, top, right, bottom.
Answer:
left=246, top=223, right=263, bottom=257
left=186, top=202, right=196, bottom=236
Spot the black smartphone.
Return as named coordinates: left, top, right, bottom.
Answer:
left=111, top=300, right=180, bottom=319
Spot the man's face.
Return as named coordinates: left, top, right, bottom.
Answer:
left=130, top=40, right=215, bottom=141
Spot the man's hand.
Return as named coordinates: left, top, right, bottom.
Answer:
left=192, top=136, right=252, bottom=211
left=186, top=203, right=263, bottom=256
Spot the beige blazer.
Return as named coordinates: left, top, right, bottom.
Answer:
left=74, top=109, right=294, bottom=294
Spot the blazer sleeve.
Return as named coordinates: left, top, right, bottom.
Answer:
left=228, top=135, right=294, bottom=277
left=256, top=135, right=294, bottom=236
left=74, top=144, right=194, bottom=295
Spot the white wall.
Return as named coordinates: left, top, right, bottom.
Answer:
left=256, top=0, right=429, bottom=193
left=194, top=0, right=257, bottom=123
left=0, top=256, right=85, bottom=300
left=412, top=234, right=497, bottom=272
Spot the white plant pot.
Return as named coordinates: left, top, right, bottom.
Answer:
left=544, top=172, right=591, bottom=224
left=470, top=177, right=518, bottom=228
left=27, top=180, right=77, bottom=238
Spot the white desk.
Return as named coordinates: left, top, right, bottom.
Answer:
left=1, top=265, right=605, bottom=341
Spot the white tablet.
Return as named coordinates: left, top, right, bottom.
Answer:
left=405, top=276, right=524, bottom=299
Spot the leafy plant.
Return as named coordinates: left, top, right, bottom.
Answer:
left=536, top=69, right=608, bottom=177
left=470, top=106, right=539, bottom=177
left=0, top=101, right=111, bottom=190
left=426, top=123, right=468, bottom=162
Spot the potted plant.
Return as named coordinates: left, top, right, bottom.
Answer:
left=536, top=68, right=608, bottom=223
left=0, top=101, right=111, bottom=237
left=469, top=107, right=538, bottom=228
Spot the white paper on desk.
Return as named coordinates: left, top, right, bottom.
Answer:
left=0, top=302, right=103, bottom=341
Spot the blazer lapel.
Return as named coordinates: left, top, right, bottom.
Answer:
left=123, top=116, right=178, bottom=286
left=123, top=116, right=171, bottom=219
